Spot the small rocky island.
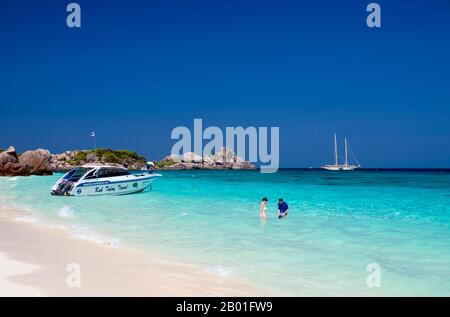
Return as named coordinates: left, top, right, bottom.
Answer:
left=0, top=146, right=255, bottom=176
left=156, top=148, right=256, bottom=170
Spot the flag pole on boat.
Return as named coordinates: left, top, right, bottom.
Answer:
left=91, top=131, right=97, bottom=160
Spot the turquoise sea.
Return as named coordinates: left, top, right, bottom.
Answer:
left=1, top=169, right=449, bottom=296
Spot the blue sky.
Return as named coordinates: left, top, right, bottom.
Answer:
left=1, top=0, right=449, bottom=167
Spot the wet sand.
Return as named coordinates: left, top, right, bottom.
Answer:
left=0, top=209, right=268, bottom=296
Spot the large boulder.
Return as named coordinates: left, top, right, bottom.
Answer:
left=182, top=152, right=203, bottom=163
left=0, top=146, right=18, bottom=165
left=18, top=149, right=53, bottom=175
left=162, top=154, right=182, bottom=163
left=0, top=161, right=33, bottom=176
left=204, top=147, right=237, bottom=164
left=203, top=155, right=216, bottom=164
left=4, top=146, right=17, bottom=156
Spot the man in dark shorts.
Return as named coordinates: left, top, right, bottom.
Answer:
left=277, top=198, right=289, bottom=219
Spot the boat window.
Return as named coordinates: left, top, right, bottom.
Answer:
left=63, top=168, right=92, bottom=182
left=83, top=169, right=97, bottom=180
left=97, top=168, right=130, bottom=178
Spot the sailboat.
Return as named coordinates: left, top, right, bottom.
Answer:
left=321, top=133, right=361, bottom=171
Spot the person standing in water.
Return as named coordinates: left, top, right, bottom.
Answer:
left=277, top=198, right=289, bottom=219
left=260, top=197, right=268, bottom=219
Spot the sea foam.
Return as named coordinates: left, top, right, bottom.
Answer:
left=206, top=265, right=228, bottom=277
left=70, top=225, right=119, bottom=248
left=15, top=215, right=39, bottom=223
left=58, top=205, right=74, bottom=218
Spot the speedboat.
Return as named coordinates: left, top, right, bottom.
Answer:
left=51, top=164, right=161, bottom=196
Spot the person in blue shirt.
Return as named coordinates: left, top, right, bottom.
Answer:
left=277, top=198, right=289, bottom=219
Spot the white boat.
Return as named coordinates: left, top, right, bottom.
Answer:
left=51, top=164, right=161, bottom=196
left=321, top=133, right=361, bottom=171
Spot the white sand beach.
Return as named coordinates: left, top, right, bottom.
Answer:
left=0, top=253, right=42, bottom=296
left=0, top=208, right=267, bottom=297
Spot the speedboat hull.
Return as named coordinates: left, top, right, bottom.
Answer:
left=70, top=175, right=157, bottom=196
left=51, top=165, right=161, bottom=197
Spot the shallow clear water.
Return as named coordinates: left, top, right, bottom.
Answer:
left=1, top=170, right=449, bottom=296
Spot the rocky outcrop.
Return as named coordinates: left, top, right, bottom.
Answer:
left=49, top=149, right=147, bottom=171
left=156, top=148, right=256, bottom=170
left=0, top=147, right=147, bottom=176
left=0, top=146, right=53, bottom=176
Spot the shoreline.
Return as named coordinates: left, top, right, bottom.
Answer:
left=0, top=207, right=268, bottom=296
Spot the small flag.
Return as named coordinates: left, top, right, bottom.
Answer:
left=91, top=131, right=95, bottom=137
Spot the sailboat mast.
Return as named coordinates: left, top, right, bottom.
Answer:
left=344, top=137, right=348, bottom=166
left=334, top=133, right=338, bottom=166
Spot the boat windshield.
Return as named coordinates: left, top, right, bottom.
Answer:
left=63, top=168, right=92, bottom=182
